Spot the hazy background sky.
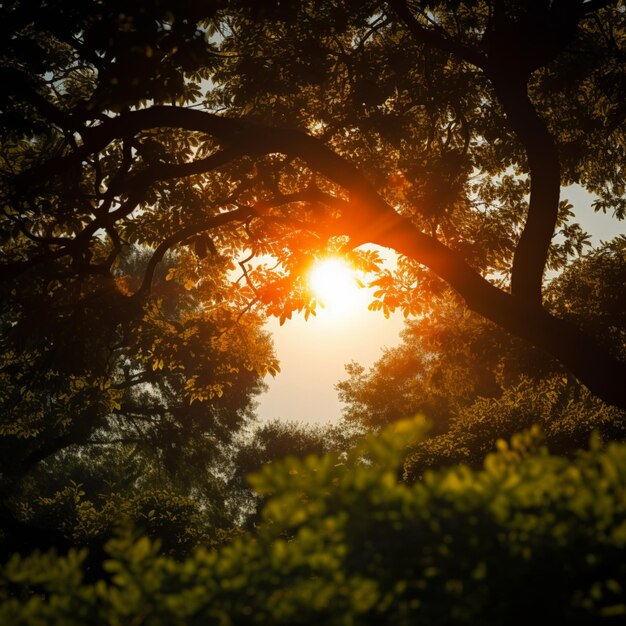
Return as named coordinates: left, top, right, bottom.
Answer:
left=256, top=186, right=623, bottom=425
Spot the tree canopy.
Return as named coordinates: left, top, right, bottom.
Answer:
left=338, top=238, right=626, bottom=468
left=0, top=0, right=626, bottom=407
left=0, top=243, right=275, bottom=556
left=2, top=0, right=625, bottom=417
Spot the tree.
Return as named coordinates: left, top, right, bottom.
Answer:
left=338, top=238, right=626, bottom=475
left=227, top=419, right=359, bottom=523
left=0, top=243, right=277, bottom=555
left=1, top=2, right=625, bottom=410
left=337, top=291, right=544, bottom=433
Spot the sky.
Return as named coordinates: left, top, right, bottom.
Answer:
left=256, top=250, right=405, bottom=425
left=255, top=186, right=623, bottom=425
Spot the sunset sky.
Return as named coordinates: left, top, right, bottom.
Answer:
left=256, top=186, right=623, bottom=425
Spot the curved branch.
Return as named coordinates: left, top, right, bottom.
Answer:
left=387, top=1, right=585, bottom=302
left=108, top=147, right=243, bottom=194
left=579, top=0, right=617, bottom=16
left=24, top=106, right=377, bottom=197
left=135, top=189, right=340, bottom=297
left=360, top=209, right=626, bottom=410
left=135, top=206, right=257, bottom=297
left=489, top=77, right=561, bottom=302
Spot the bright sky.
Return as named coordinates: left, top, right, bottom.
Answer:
left=256, top=248, right=405, bottom=425
left=255, top=186, right=623, bottom=425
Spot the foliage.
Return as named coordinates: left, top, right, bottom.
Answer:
left=339, top=239, right=626, bottom=474
left=405, top=375, right=626, bottom=479
left=1, top=0, right=626, bottom=607
left=1, top=0, right=624, bottom=413
left=338, top=292, right=542, bottom=433
left=546, top=236, right=626, bottom=359
left=3, top=421, right=626, bottom=624
left=227, top=419, right=360, bottom=523
left=0, top=247, right=276, bottom=555
left=0, top=247, right=275, bottom=473
left=26, top=482, right=214, bottom=558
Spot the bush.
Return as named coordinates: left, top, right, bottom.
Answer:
left=2, top=420, right=626, bottom=625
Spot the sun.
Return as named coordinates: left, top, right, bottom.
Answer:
left=308, top=258, right=361, bottom=314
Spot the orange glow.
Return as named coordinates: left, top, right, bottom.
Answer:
left=308, top=258, right=360, bottom=314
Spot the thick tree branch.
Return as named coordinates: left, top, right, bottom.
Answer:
left=387, top=1, right=585, bottom=302
left=26, top=106, right=375, bottom=197
left=579, top=0, right=617, bottom=16
left=364, top=210, right=626, bottom=410
left=488, top=77, right=561, bottom=302
left=108, top=147, right=243, bottom=194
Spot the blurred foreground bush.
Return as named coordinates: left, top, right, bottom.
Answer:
left=2, top=420, right=626, bottom=625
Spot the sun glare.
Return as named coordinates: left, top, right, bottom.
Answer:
left=308, top=258, right=360, bottom=315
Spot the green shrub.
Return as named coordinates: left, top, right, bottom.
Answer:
left=2, top=420, right=626, bottom=625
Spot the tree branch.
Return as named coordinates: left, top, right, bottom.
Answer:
left=579, top=0, right=617, bottom=16
left=135, top=189, right=339, bottom=297
left=108, top=147, right=243, bottom=195
left=134, top=206, right=257, bottom=297
left=25, top=106, right=375, bottom=197
left=488, top=77, right=561, bottom=302
left=386, top=0, right=486, bottom=67
left=363, top=208, right=626, bottom=410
